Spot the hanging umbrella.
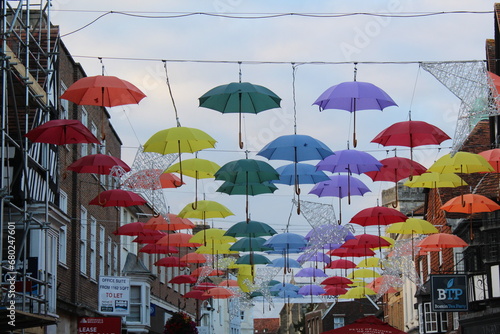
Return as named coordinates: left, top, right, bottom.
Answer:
left=199, top=81, right=281, bottom=148
left=428, top=151, right=494, bottom=174
left=218, top=279, right=239, bottom=287
left=263, top=233, right=308, bottom=251
left=297, top=252, right=331, bottom=265
left=183, top=290, right=210, bottom=300
left=154, top=256, right=188, bottom=267
left=326, top=259, right=357, bottom=270
left=229, top=237, right=273, bottom=252
left=322, top=286, right=348, bottom=296
left=193, top=283, right=218, bottom=291
left=190, top=228, right=236, bottom=245
left=342, top=234, right=391, bottom=249
left=371, top=120, right=450, bottom=162
left=298, top=284, right=326, bottom=296
left=268, top=257, right=302, bottom=269
left=196, top=243, right=238, bottom=255
left=132, top=231, right=167, bottom=244
left=403, top=172, right=467, bottom=188
left=269, top=283, right=299, bottom=293
left=112, top=222, right=146, bottom=236
left=177, top=200, right=234, bottom=220
left=89, top=189, right=146, bottom=207
left=275, top=163, right=329, bottom=185
left=169, top=275, right=197, bottom=284
left=67, top=153, right=131, bottom=175
left=225, top=220, right=277, bottom=237
left=139, top=244, right=179, bottom=254
left=366, top=275, right=403, bottom=294
left=143, top=126, right=217, bottom=185
left=295, top=267, right=328, bottom=278
left=61, top=75, right=146, bottom=107
left=236, top=253, right=272, bottom=265
left=316, top=149, right=382, bottom=174
left=257, top=134, right=334, bottom=213
left=203, top=287, right=235, bottom=299
left=339, top=286, right=377, bottom=299
left=180, top=252, right=207, bottom=264
left=144, top=214, right=195, bottom=231
left=216, top=181, right=277, bottom=196
left=440, top=193, right=500, bottom=214
left=159, top=173, right=185, bottom=188
left=277, top=290, right=303, bottom=299
left=349, top=206, right=408, bottom=227
left=321, top=276, right=353, bottom=286
left=309, top=174, right=370, bottom=223
left=347, top=269, right=381, bottom=279
left=321, top=315, right=406, bottom=334
left=417, top=233, right=468, bottom=250
left=386, top=218, right=439, bottom=235
left=356, top=257, right=382, bottom=268
left=313, top=81, right=397, bottom=147
left=25, top=119, right=101, bottom=145
left=156, top=232, right=202, bottom=247
left=191, top=266, right=225, bottom=277
left=122, top=169, right=184, bottom=190
left=479, top=148, right=500, bottom=172
left=327, top=247, right=375, bottom=258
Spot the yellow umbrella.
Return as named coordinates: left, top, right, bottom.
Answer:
left=404, top=172, right=468, bottom=188
left=338, top=286, right=376, bottom=299
left=177, top=200, right=234, bottom=219
left=195, top=243, right=238, bottom=255
left=347, top=269, right=381, bottom=279
left=386, top=218, right=439, bottom=235
left=190, top=228, right=236, bottom=244
left=348, top=279, right=367, bottom=287
left=428, top=152, right=494, bottom=174
left=356, top=257, right=382, bottom=268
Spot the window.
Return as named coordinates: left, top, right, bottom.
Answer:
left=126, top=283, right=150, bottom=325
left=60, top=82, right=69, bottom=119
left=90, top=217, right=97, bottom=280
left=90, top=122, right=98, bottom=155
left=423, top=302, right=438, bottom=333
left=453, top=312, right=459, bottom=330
left=454, top=247, right=464, bottom=273
left=113, top=242, right=118, bottom=275
left=81, top=108, right=88, bottom=157
left=59, top=225, right=67, bottom=265
left=80, top=207, right=88, bottom=275
left=333, top=316, right=344, bottom=329
left=427, top=252, right=432, bottom=276
left=59, top=190, right=68, bottom=214
left=440, top=312, right=448, bottom=332
left=99, top=226, right=105, bottom=277
left=107, top=236, right=112, bottom=275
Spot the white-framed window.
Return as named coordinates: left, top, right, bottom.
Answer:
left=438, top=250, right=443, bottom=267
left=419, top=258, right=425, bottom=284
left=453, top=312, right=459, bottom=330
left=113, top=242, right=118, bottom=275
left=60, top=82, right=69, bottom=119
left=159, top=266, right=165, bottom=284
left=80, top=207, right=88, bottom=275
left=126, top=283, right=151, bottom=325
left=423, top=302, right=438, bottom=333
left=107, top=236, right=112, bottom=275
left=59, top=190, right=68, bottom=214
left=427, top=252, right=432, bottom=276
left=59, top=225, right=67, bottom=265
left=90, top=122, right=98, bottom=155
left=454, top=247, right=464, bottom=273
left=81, top=107, right=88, bottom=157
left=90, top=217, right=97, bottom=280
left=440, top=312, right=448, bottom=332
left=99, top=225, right=105, bottom=277
left=333, top=315, right=345, bottom=329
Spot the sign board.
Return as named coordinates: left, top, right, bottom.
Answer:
left=78, top=317, right=121, bottom=334
left=98, top=276, right=130, bottom=315
left=431, top=274, right=468, bottom=312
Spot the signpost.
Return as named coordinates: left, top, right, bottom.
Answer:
left=98, top=276, right=131, bottom=315
left=78, top=317, right=121, bottom=334
left=431, top=274, right=468, bottom=312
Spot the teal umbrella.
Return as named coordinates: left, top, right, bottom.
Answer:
left=215, top=159, right=279, bottom=184
left=224, top=220, right=277, bottom=238
left=217, top=181, right=277, bottom=196
left=199, top=82, right=281, bottom=148
left=229, top=237, right=273, bottom=252
left=235, top=253, right=272, bottom=265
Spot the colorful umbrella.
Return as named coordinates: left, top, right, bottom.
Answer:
left=294, top=267, right=328, bottom=278
left=199, top=81, right=281, bottom=148
left=440, top=193, right=500, bottom=214
left=138, top=244, right=179, bottom=254
left=112, top=222, right=145, bottom=236
left=156, top=232, right=202, bottom=247
left=321, top=276, right=353, bottom=286
left=356, top=257, right=382, bottom=268
left=342, top=234, right=391, bottom=249
left=169, top=275, right=197, bottom=284
left=132, top=231, right=167, bottom=244
left=183, top=290, right=210, bottom=300
left=190, top=228, right=236, bottom=245
left=386, top=218, right=439, bottom=234
left=216, top=181, right=277, bottom=196
left=203, top=287, right=235, bottom=299
left=154, top=256, right=188, bottom=267
left=479, top=148, right=500, bottom=172
left=349, top=206, right=408, bottom=227
left=403, top=172, right=467, bottom=188
left=218, top=279, right=239, bottom=287
left=144, top=214, right=194, bottom=231
left=225, top=220, right=277, bottom=238
left=235, top=253, right=272, bottom=265
left=159, top=173, right=185, bottom=188
left=366, top=275, right=403, bottom=294
left=428, top=151, right=494, bottom=174
left=316, top=149, right=382, bottom=174
left=274, top=163, right=329, bottom=185
left=25, top=119, right=101, bottom=145
left=229, top=237, right=273, bottom=252
left=263, top=233, right=308, bottom=251
left=180, top=252, right=207, bottom=264
left=60, top=75, right=146, bottom=107
left=122, top=169, right=184, bottom=190
left=327, top=247, right=375, bottom=258
left=417, top=233, right=468, bottom=250
left=325, top=259, right=357, bottom=270
left=298, top=284, right=326, bottom=296
left=67, top=153, right=130, bottom=175
left=177, top=200, right=234, bottom=220
left=371, top=120, right=450, bottom=162
left=193, top=283, right=218, bottom=291
left=339, top=286, right=377, bottom=299
left=89, top=189, right=146, bottom=207
left=321, top=315, right=406, bottom=334
left=322, top=286, right=348, bottom=296
left=313, top=81, right=397, bottom=147
left=297, top=252, right=331, bottom=265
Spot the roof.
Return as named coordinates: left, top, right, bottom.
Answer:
left=254, top=318, right=280, bottom=334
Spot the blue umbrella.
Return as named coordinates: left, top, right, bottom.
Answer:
left=297, top=252, right=331, bottom=265
left=268, top=257, right=302, bottom=269
left=263, top=233, right=308, bottom=250
left=277, top=290, right=303, bottom=298
left=294, top=267, right=328, bottom=278
left=275, top=163, right=329, bottom=185
left=269, top=282, right=299, bottom=293
left=257, top=134, right=334, bottom=214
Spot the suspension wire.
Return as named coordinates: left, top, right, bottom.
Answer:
left=163, top=60, right=181, bottom=127
left=292, top=63, right=298, bottom=135
left=408, top=64, right=422, bottom=121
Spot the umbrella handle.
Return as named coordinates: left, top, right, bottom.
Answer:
left=191, top=200, right=198, bottom=210
left=391, top=182, right=398, bottom=208
left=461, top=193, right=466, bottom=207
left=239, top=131, right=244, bottom=149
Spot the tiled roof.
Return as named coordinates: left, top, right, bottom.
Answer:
left=254, top=318, right=280, bottom=334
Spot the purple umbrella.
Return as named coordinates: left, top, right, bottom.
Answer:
left=298, top=284, right=326, bottom=296
left=309, top=175, right=371, bottom=223
left=313, top=81, right=397, bottom=147
left=297, top=252, right=331, bottom=265
left=295, top=267, right=328, bottom=278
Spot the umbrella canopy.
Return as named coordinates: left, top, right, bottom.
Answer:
left=138, top=244, right=178, bottom=254
left=356, top=257, right=382, bottom=268
left=321, top=315, right=406, bottom=334
left=440, top=194, right=500, bottom=214
left=295, top=267, right=328, bottom=278
left=263, top=233, right=308, bottom=250
left=154, top=257, right=188, bottom=267
left=183, top=290, right=210, bottom=300
left=156, top=233, right=202, bottom=247
left=342, top=234, right=391, bottom=249
left=203, top=287, right=235, bottom=299
left=364, top=157, right=427, bottom=182
left=144, top=214, right=195, bottom=231
left=180, top=252, right=207, bottom=264
left=297, top=252, right=331, bottom=264
left=321, top=276, right=353, bottom=286
left=193, top=283, right=218, bottom=291
left=169, top=275, right=197, bottom=284
left=479, top=148, right=500, bottom=172
left=403, top=172, right=467, bottom=188
left=196, top=243, right=238, bottom=255
left=218, top=279, right=239, bottom=287
left=417, top=233, right=468, bottom=249
left=309, top=175, right=370, bottom=198
left=257, top=134, right=333, bottom=162
left=122, top=169, right=184, bottom=190
left=386, top=218, right=439, bottom=234
left=339, top=286, right=377, bottom=299
left=177, top=200, right=234, bottom=219
left=112, top=222, right=146, bottom=236
left=132, top=231, right=167, bottom=244
left=191, top=266, right=225, bottom=277
left=298, top=284, right=326, bottom=296
left=89, top=189, right=146, bottom=207
left=190, top=228, right=236, bottom=244
left=159, top=173, right=185, bottom=188
left=67, top=153, right=131, bottom=175
left=229, top=237, right=273, bottom=252
left=274, top=163, right=329, bottom=185
left=326, top=259, right=357, bottom=270
left=313, top=81, right=397, bottom=147
left=428, top=152, right=494, bottom=174
left=323, top=286, right=348, bottom=296
left=199, top=81, right=281, bottom=148
left=327, top=247, right=375, bottom=258
left=215, top=158, right=279, bottom=184
left=165, top=158, right=221, bottom=179
left=349, top=206, right=408, bottom=227
left=25, top=119, right=101, bottom=145
left=347, top=269, right=381, bottom=279
left=268, top=258, right=302, bottom=269
left=235, top=253, right=271, bottom=265
left=316, top=149, right=382, bottom=174
left=269, top=283, right=299, bottom=293
left=225, top=220, right=277, bottom=237
left=366, top=275, right=403, bottom=294
left=60, top=75, right=146, bottom=107
left=143, top=126, right=217, bottom=155
left=216, top=181, right=277, bottom=196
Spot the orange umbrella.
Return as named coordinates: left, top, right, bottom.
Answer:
left=440, top=194, right=500, bottom=214
left=366, top=275, right=402, bottom=294
left=156, top=232, right=202, bottom=247
left=180, top=252, right=207, bottom=264
left=183, top=290, right=210, bottom=300
left=191, top=266, right=225, bottom=277
left=203, top=287, right=235, bottom=299
left=218, top=279, right=239, bottom=287
left=160, top=173, right=184, bottom=188
left=144, top=214, right=195, bottom=231
left=417, top=233, right=468, bottom=250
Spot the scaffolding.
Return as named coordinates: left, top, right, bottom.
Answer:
left=1, top=0, right=59, bottom=328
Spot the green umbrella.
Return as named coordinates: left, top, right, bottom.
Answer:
left=217, top=181, right=277, bottom=196
left=235, top=253, right=272, bottom=265
left=199, top=82, right=281, bottom=148
left=230, top=237, right=273, bottom=252
left=225, top=220, right=277, bottom=238
left=215, top=159, right=279, bottom=184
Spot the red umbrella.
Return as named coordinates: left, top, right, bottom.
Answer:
left=321, top=315, right=406, bottom=334
left=218, top=279, right=239, bottom=287
left=371, top=120, right=450, bottom=161
left=112, top=222, right=145, bottom=236
left=156, top=232, right=202, bottom=247
left=322, top=286, right=348, bottom=295
left=325, top=259, right=356, bottom=270
left=25, top=119, right=100, bottom=145
left=479, top=148, right=500, bottom=172
left=160, top=173, right=184, bottom=188
left=342, top=234, right=392, bottom=249
left=89, top=189, right=146, bottom=207
left=133, top=231, right=167, bottom=244
left=67, top=153, right=131, bottom=175
left=61, top=75, right=146, bottom=107
left=321, top=276, right=353, bottom=286
left=154, top=256, right=188, bottom=267
left=193, top=282, right=218, bottom=291
left=349, top=206, right=408, bottom=227
left=183, top=290, right=210, bottom=300
left=191, top=266, right=225, bottom=277
left=169, top=275, right=197, bottom=284
left=139, top=244, right=178, bottom=254
left=180, top=252, right=207, bottom=264
left=144, top=214, right=195, bottom=231
left=327, top=247, right=375, bottom=258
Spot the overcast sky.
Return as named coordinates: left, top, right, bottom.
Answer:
left=50, top=1, right=496, bottom=235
